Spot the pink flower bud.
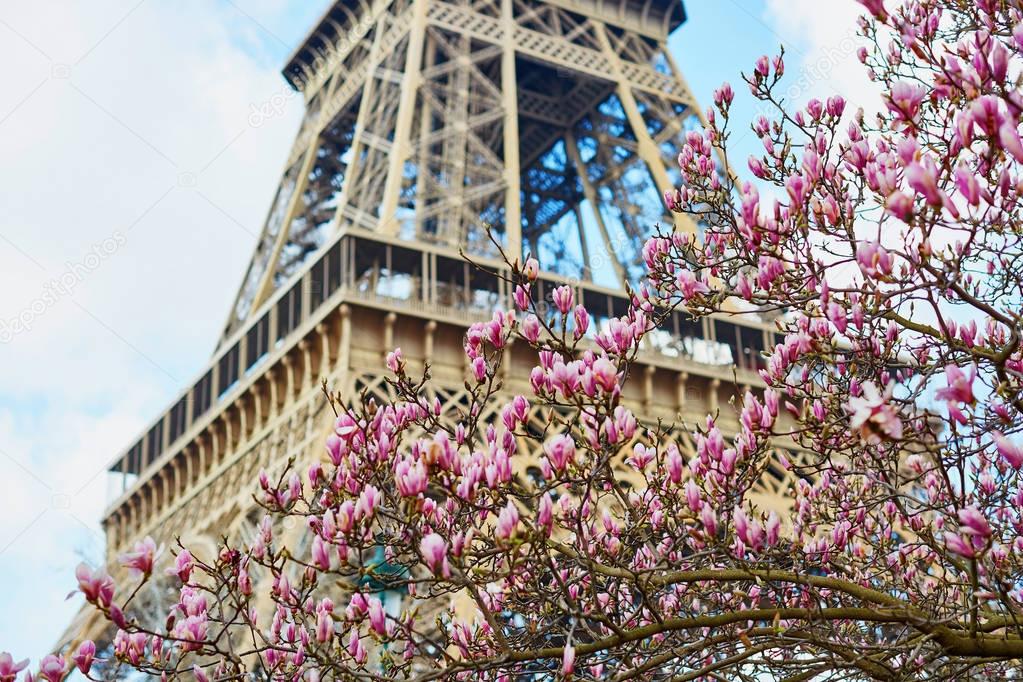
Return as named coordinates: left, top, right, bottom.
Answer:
left=368, top=597, right=387, bottom=636
left=72, top=641, right=95, bottom=675
left=538, top=493, right=554, bottom=533
left=958, top=506, right=991, bottom=538
left=165, top=549, right=194, bottom=583
left=573, top=305, right=590, bottom=339
left=562, top=644, right=575, bottom=675
left=75, top=563, right=115, bottom=608
left=994, top=432, right=1023, bottom=469
left=552, top=286, right=574, bottom=315
left=385, top=348, right=403, bottom=373
left=420, top=533, right=450, bottom=577
left=944, top=532, right=975, bottom=558
left=118, top=536, right=162, bottom=578
left=522, top=257, right=539, bottom=282
left=522, top=315, right=541, bottom=343
left=754, top=55, right=770, bottom=77
left=665, top=446, right=683, bottom=484
left=497, top=501, right=520, bottom=540
left=543, top=434, right=576, bottom=472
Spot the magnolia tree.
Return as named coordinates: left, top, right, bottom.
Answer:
left=9, top=0, right=1023, bottom=679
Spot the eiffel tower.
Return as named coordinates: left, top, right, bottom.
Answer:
left=63, top=0, right=795, bottom=646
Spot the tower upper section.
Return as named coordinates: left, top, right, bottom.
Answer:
left=283, top=0, right=687, bottom=94
left=219, top=0, right=701, bottom=353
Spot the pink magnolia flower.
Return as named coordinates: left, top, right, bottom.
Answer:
left=522, top=315, right=541, bottom=343
left=675, top=269, right=710, bottom=300
left=497, top=501, right=520, bottom=540
left=629, top=443, right=654, bottom=470
left=368, top=597, right=387, bottom=636
left=395, top=457, right=428, bottom=497
left=119, top=536, right=162, bottom=578
left=543, top=434, right=576, bottom=472
left=754, top=55, right=770, bottom=78
left=173, top=614, right=208, bottom=652
left=0, top=653, right=29, bottom=682
left=885, top=190, right=914, bottom=220
left=885, top=81, right=926, bottom=122
left=944, top=532, right=975, bottom=559
left=75, top=563, right=115, bottom=608
left=72, top=641, right=95, bottom=675
left=998, top=120, right=1023, bottom=163
left=562, top=643, right=576, bottom=675
left=684, top=480, right=702, bottom=512
left=193, top=665, right=209, bottom=682
left=420, top=533, right=451, bottom=577
left=701, top=505, right=718, bottom=537
left=905, top=159, right=944, bottom=206
left=713, top=82, right=734, bottom=107
left=317, top=610, right=334, bottom=643
left=312, top=535, right=331, bottom=571
left=766, top=511, right=781, bottom=546
left=856, top=0, right=887, bottom=18
left=665, top=446, right=683, bottom=484
left=538, top=493, right=554, bottom=532
left=522, top=257, right=539, bottom=282
left=38, top=655, right=66, bottom=682
left=513, top=285, right=530, bottom=311
left=349, top=634, right=368, bottom=664
left=935, top=364, right=976, bottom=406
left=856, top=241, right=893, bottom=278
left=785, top=173, right=808, bottom=206
left=385, top=348, right=403, bottom=373
left=993, top=432, right=1023, bottom=469
left=166, top=549, right=194, bottom=583
left=846, top=381, right=903, bottom=444
left=591, top=357, right=618, bottom=392
left=958, top=506, right=991, bottom=538
left=552, top=286, right=574, bottom=315
left=573, top=305, right=590, bottom=339
left=954, top=164, right=981, bottom=205
left=355, top=485, right=380, bottom=520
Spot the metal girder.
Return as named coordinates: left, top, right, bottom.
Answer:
left=219, top=0, right=706, bottom=348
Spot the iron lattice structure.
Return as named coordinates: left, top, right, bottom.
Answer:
left=223, top=0, right=703, bottom=335
left=61, top=0, right=804, bottom=651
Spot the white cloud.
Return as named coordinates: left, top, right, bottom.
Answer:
left=762, top=0, right=881, bottom=115
left=0, top=0, right=330, bottom=660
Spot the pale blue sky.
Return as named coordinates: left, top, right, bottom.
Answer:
left=0, top=0, right=868, bottom=662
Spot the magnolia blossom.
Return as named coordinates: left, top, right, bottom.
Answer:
left=562, top=643, right=576, bottom=675
left=496, top=501, right=520, bottom=540
left=72, top=641, right=96, bottom=675
left=37, top=655, right=66, bottom=682
left=552, top=285, right=574, bottom=315
left=846, top=381, right=903, bottom=443
left=994, top=432, right=1023, bottom=469
left=0, top=654, right=28, bottom=682
left=885, top=81, right=926, bottom=122
left=75, top=563, right=115, bottom=608
left=855, top=241, right=893, bottom=278
left=420, top=533, right=451, bottom=577
left=166, top=549, right=194, bottom=583
left=543, top=434, right=576, bottom=472
left=119, top=536, right=162, bottom=578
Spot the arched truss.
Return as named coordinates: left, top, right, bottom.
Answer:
left=218, top=0, right=704, bottom=348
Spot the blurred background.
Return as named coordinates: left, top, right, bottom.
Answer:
left=0, top=0, right=868, bottom=659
